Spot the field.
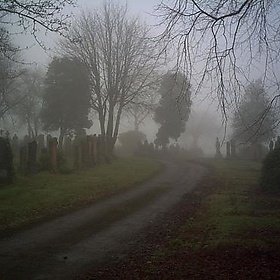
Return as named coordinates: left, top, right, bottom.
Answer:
left=0, top=158, right=162, bottom=230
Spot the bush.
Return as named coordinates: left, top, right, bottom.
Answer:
left=260, top=147, right=280, bottom=194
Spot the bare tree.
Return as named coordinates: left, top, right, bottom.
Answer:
left=0, top=27, right=22, bottom=120
left=59, top=2, right=163, bottom=155
left=12, top=68, right=44, bottom=138
left=156, top=0, right=280, bottom=119
left=0, top=0, right=76, bottom=50
left=125, top=87, right=160, bottom=132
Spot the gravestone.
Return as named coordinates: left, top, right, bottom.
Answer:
left=49, top=137, right=58, bottom=171
left=37, top=134, right=45, bottom=154
left=11, top=134, right=19, bottom=156
left=0, top=137, right=15, bottom=183
left=27, top=140, right=37, bottom=173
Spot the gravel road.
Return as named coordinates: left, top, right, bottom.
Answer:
left=0, top=160, right=206, bottom=280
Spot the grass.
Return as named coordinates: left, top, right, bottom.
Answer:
left=152, top=158, right=280, bottom=257
left=0, top=157, right=162, bottom=230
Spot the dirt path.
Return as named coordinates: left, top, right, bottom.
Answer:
left=0, top=161, right=206, bottom=280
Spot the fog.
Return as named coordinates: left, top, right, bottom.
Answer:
left=2, top=0, right=278, bottom=158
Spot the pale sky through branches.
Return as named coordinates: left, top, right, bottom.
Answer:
left=11, top=0, right=160, bottom=66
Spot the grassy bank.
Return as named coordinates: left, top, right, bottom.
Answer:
left=145, top=158, right=280, bottom=278
left=0, top=158, right=162, bottom=230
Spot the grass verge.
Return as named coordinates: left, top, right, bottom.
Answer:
left=144, top=158, right=280, bottom=279
left=0, top=157, right=162, bottom=230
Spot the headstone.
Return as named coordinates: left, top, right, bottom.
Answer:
left=11, top=134, right=19, bottom=155
left=37, top=134, right=45, bottom=153
left=46, top=134, right=52, bottom=151
left=49, top=137, right=58, bottom=171
left=0, top=137, right=15, bottom=183
left=28, top=140, right=37, bottom=173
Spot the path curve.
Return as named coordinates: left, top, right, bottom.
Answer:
left=0, top=160, right=206, bottom=280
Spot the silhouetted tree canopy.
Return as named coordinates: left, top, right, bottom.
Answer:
left=12, top=68, right=44, bottom=138
left=0, top=27, right=22, bottom=119
left=59, top=1, right=162, bottom=155
left=0, top=0, right=75, bottom=50
left=41, top=57, right=92, bottom=147
left=157, top=1, right=280, bottom=118
left=232, top=80, right=276, bottom=144
left=154, top=71, right=191, bottom=148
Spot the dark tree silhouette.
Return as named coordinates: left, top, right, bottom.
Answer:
left=232, top=80, right=276, bottom=144
left=1, top=0, right=75, bottom=47
left=154, top=71, right=191, bottom=149
left=41, top=57, right=92, bottom=148
left=157, top=1, right=280, bottom=118
left=59, top=2, right=162, bottom=155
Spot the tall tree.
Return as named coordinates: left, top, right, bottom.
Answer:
left=41, top=57, right=92, bottom=148
left=0, top=27, right=21, bottom=120
left=232, top=80, right=276, bottom=144
left=59, top=1, right=162, bottom=155
left=154, top=71, right=192, bottom=148
left=12, top=68, right=44, bottom=138
left=156, top=1, right=280, bottom=118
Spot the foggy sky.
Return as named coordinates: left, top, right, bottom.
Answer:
left=12, top=0, right=160, bottom=67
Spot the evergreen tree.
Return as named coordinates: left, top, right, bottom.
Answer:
left=232, top=80, right=276, bottom=144
left=41, top=57, right=92, bottom=148
left=154, top=71, right=191, bottom=148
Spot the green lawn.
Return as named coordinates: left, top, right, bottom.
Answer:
left=0, top=157, right=162, bottom=230
left=152, top=158, right=280, bottom=259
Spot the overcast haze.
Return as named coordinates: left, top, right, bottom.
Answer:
left=13, top=0, right=160, bottom=66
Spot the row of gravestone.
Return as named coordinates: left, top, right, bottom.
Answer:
left=6, top=134, right=109, bottom=175
left=215, top=137, right=280, bottom=161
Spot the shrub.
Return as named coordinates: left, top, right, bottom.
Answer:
left=260, top=147, right=280, bottom=194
